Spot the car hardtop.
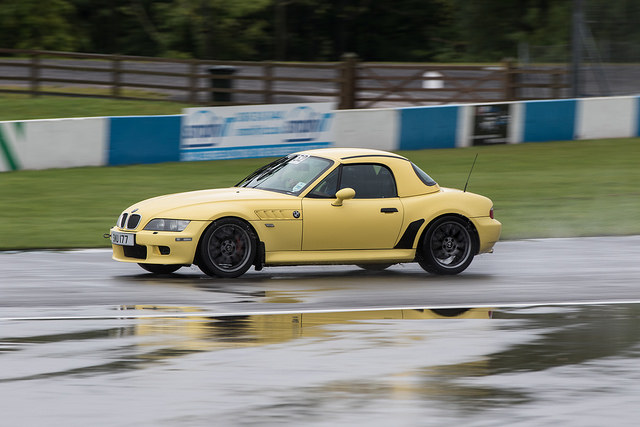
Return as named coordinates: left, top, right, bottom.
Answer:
left=297, top=147, right=408, bottom=162
left=290, top=148, right=440, bottom=198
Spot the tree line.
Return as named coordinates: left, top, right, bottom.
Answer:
left=1, top=0, right=639, bottom=62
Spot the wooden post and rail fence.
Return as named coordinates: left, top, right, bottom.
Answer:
left=0, top=49, right=569, bottom=109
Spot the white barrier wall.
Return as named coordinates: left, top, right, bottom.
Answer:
left=576, top=97, right=638, bottom=140
left=332, top=108, right=398, bottom=151
left=0, top=118, right=107, bottom=172
left=1, top=96, right=638, bottom=172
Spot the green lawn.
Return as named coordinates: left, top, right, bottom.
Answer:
left=0, top=92, right=193, bottom=120
left=399, top=139, right=640, bottom=239
left=1, top=137, right=639, bottom=249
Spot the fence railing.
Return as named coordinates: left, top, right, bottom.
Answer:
left=0, top=49, right=569, bottom=108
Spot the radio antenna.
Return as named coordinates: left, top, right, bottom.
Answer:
left=463, top=153, right=478, bottom=193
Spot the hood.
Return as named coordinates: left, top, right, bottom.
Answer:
left=126, top=187, right=297, bottom=219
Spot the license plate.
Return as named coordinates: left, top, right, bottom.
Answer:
left=111, top=231, right=135, bottom=246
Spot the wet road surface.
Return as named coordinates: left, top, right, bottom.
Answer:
left=2, top=236, right=640, bottom=317
left=1, top=236, right=640, bottom=425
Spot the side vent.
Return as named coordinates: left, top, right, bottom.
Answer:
left=394, top=219, right=425, bottom=249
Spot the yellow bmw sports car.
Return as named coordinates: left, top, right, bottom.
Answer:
left=108, top=148, right=501, bottom=277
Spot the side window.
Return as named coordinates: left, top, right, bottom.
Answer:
left=340, top=164, right=397, bottom=198
left=411, top=162, right=437, bottom=186
left=307, top=167, right=340, bottom=198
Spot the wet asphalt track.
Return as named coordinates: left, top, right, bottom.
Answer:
left=2, top=236, right=640, bottom=426
left=1, top=236, right=640, bottom=318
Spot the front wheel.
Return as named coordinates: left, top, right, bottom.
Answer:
left=418, top=216, right=475, bottom=275
left=138, top=263, right=182, bottom=274
left=198, top=218, right=257, bottom=278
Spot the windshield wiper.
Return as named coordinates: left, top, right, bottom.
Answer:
left=236, top=157, right=289, bottom=187
left=253, top=161, right=288, bottom=183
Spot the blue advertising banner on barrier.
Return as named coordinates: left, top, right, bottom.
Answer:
left=637, top=96, right=640, bottom=137
left=180, top=103, right=335, bottom=161
left=522, top=99, right=577, bottom=142
left=398, top=106, right=458, bottom=150
left=108, top=115, right=181, bottom=166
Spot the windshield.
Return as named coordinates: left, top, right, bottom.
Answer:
left=237, top=154, right=333, bottom=195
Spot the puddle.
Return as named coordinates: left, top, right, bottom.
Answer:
left=1, top=304, right=640, bottom=425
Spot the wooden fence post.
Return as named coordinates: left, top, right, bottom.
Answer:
left=188, top=60, right=199, bottom=104
left=502, top=58, right=517, bottom=101
left=552, top=71, right=561, bottom=99
left=29, top=51, right=40, bottom=97
left=339, top=53, right=358, bottom=109
left=112, top=55, right=122, bottom=98
left=264, top=61, right=274, bottom=104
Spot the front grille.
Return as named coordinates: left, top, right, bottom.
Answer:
left=119, top=213, right=128, bottom=228
left=123, top=244, right=147, bottom=259
left=127, top=214, right=141, bottom=229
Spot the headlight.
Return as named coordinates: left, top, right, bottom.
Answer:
left=144, top=219, right=190, bottom=232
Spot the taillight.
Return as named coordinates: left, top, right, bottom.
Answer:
left=489, top=207, right=494, bottom=219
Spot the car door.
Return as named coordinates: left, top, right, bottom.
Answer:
left=302, top=163, right=404, bottom=250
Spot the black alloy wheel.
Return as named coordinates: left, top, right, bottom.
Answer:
left=418, top=216, right=475, bottom=275
left=198, top=218, right=257, bottom=278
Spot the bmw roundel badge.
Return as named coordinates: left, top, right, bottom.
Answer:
left=292, top=210, right=301, bottom=219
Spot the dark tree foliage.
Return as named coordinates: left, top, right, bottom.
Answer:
left=584, top=0, right=640, bottom=62
left=72, top=0, right=167, bottom=56
left=281, top=0, right=455, bottom=61
left=0, top=0, right=77, bottom=51
left=0, top=0, right=638, bottom=62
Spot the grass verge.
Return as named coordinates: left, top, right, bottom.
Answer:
left=1, top=138, right=639, bottom=249
left=0, top=91, right=193, bottom=121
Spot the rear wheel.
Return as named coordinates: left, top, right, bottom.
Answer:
left=198, top=218, right=257, bottom=278
left=138, top=263, right=181, bottom=274
left=418, top=216, right=475, bottom=275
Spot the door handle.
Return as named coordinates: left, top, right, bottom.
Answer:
left=380, top=207, right=398, bottom=213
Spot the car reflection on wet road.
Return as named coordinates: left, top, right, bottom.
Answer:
left=2, top=304, right=640, bottom=426
left=2, top=236, right=640, bottom=425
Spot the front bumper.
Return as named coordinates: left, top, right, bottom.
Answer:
left=109, top=220, right=208, bottom=265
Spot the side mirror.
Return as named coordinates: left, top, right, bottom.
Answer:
left=332, top=188, right=356, bottom=206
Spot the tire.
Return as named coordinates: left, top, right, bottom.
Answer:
left=138, top=263, right=181, bottom=274
left=418, top=216, right=475, bottom=275
left=197, top=218, right=257, bottom=278
left=431, top=308, right=470, bottom=317
left=356, top=264, right=393, bottom=271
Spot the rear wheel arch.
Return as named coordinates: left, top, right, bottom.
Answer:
left=416, top=213, right=479, bottom=275
left=417, top=213, right=480, bottom=256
